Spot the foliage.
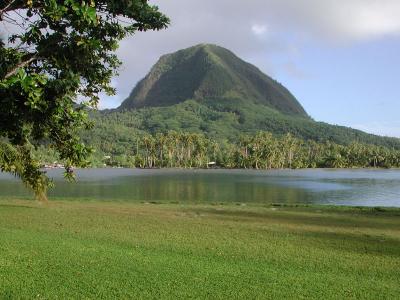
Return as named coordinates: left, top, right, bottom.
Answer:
left=0, top=141, right=50, bottom=201
left=104, top=99, right=400, bottom=149
left=0, top=0, right=169, bottom=199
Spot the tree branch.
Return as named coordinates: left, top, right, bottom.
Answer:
left=4, top=54, right=38, bottom=79
left=0, top=0, right=17, bottom=20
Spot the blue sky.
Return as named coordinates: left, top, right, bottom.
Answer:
left=271, top=36, right=400, bottom=137
left=98, top=0, right=400, bottom=137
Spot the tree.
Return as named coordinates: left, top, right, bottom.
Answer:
left=0, top=0, right=169, bottom=201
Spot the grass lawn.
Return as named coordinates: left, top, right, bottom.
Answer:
left=0, top=199, right=399, bottom=299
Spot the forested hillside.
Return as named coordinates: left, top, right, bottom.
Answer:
left=87, top=99, right=400, bottom=152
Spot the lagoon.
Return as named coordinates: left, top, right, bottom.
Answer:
left=1, top=168, right=400, bottom=207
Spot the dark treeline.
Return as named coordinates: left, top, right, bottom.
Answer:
left=101, top=131, right=400, bottom=169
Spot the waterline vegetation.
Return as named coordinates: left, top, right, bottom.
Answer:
left=75, top=131, right=400, bottom=169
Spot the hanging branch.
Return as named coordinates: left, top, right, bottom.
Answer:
left=4, top=54, right=38, bottom=79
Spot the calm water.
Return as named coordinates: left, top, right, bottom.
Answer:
left=1, top=169, right=400, bottom=207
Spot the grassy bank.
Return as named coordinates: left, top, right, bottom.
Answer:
left=0, top=199, right=399, bottom=299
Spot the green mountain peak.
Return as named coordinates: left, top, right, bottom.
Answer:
left=118, top=44, right=309, bottom=118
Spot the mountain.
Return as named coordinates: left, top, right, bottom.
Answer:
left=119, top=44, right=308, bottom=117
left=85, top=44, right=400, bottom=157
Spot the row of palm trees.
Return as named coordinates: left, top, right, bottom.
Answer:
left=104, top=131, right=400, bottom=169
left=105, top=132, right=218, bottom=168
left=226, top=132, right=400, bottom=169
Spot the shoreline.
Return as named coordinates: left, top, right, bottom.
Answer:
left=2, top=197, right=400, bottom=212
left=41, top=166, right=400, bottom=171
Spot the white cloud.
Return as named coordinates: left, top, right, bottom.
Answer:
left=281, top=0, right=400, bottom=41
left=251, top=24, right=268, bottom=36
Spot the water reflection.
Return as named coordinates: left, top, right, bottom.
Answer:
left=0, top=169, right=400, bottom=207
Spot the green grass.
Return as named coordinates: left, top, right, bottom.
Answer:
left=0, top=199, right=399, bottom=299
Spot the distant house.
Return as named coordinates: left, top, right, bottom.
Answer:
left=207, top=162, right=216, bottom=168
